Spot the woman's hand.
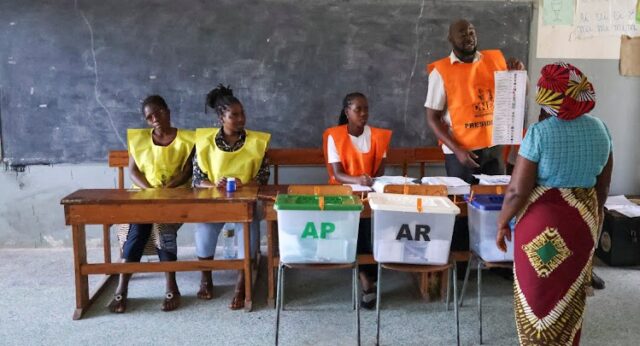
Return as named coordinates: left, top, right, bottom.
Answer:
left=215, top=177, right=227, bottom=188
left=496, top=222, right=512, bottom=253
left=358, top=174, right=373, bottom=186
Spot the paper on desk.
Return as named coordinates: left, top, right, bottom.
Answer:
left=492, top=71, right=527, bottom=146
left=473, top=174, right=511, bottom=185
left=344, top=184, right=373, bottom=192
left=421, top=176, right=470, bottom=195
left=372, top=176, right=418, bottom=193
left=605, top=195, right=640, bottom=218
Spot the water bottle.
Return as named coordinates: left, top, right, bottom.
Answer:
left=222, top=223, right=237, bottom=259
left=226, top=177, right=237, bottom=192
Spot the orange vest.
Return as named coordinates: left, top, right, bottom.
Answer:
left=322, top=125, right=392, bottom=185
left=427, top=50, right=507, bottom=150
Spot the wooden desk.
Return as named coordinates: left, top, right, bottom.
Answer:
left=258, top=185, right=374, bottom=307
left=61, top=187, right=258, bottom=319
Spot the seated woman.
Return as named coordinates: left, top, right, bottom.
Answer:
left=497, top=63, right=613, bottom=345
left=193, top=84, right=270, bottom=310
left=109, top=95, right=195, bottom=313
left=322, top=92, right=392, bottom=309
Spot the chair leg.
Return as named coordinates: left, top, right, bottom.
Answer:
left=478, top=259, right=483, bottom=344
left=375, top=263, right=382, bottom=346
left=459, top=255, right=473, bottom=307
left=453, top=261, right=460, bottom=346
left=445, top=267, right=451, bottom=311
left=352, top=265, right=357, bottom=310
left=354, top=265, right=360, bottom=346
left=275, top=264, right=284, bottom=346
left=281, top=264, right=286, bottom=311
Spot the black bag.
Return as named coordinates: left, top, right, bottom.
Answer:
left=596, top=209, right=640, bottom=266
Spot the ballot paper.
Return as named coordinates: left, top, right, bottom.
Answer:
left=605, top=195, right=640, bottom=218
left=421, top=176, right=470, bottom=195
left=371, top=176, right=418, bottom=193
left=492, top=70, right=527, bottom=145
left=472, top=174, right=512, bottom=185
left=344, top=184, right=373, bottom=192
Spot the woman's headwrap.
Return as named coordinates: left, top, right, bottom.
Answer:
left=535, top=62, right=596, bottom=120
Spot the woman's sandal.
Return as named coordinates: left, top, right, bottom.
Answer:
left=161, top=291, right=181, bottom=312
left=228, top=290, right=245, bottom=310
left=107, top=292, right=128, bottom=313
left=360, top=287, right=377, bottom=310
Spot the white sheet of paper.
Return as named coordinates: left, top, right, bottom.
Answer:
left=421, top=176, right=471, bottom=195
left=605, top=195, right=635, bottom=208
left=371, top=176, right=417, bottom=193
left=472, top=174, right=512, bottom=185
left=605, top=195, right=640, bottom=217
left=492, top=71, right=527, bottom=146
left=344, top=184, right=373, bottom=192
left=421, top=176, right=469, bottom=187
left=575, top=0, right=640, bottom=39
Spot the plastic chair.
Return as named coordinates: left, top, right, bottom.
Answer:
left=275, top=185, right=360, bottom=346
left=375, top=184, right=461, bottom=346
left=457, top=184, right=510, bottom=345
left=382, top=184, right=451, bottom=299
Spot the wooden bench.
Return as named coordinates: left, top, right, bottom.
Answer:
left=82, top=150, right=130, bottom=307
left=266, top=147, right=445, bottom=184
left=109, top=147, right=446, bottom=185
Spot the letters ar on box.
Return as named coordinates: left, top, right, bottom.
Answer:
left=395, top=224, right=431, bottom=241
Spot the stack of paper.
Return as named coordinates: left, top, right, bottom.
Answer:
left=371, top=176, right=418, bottom=193
left=605, top=195, right=640, bottom=218
left=343, top=184, right=373, bottom=192
left=473, top=174, right=511, bottom=185
left=421, top=176, right=470, bottom=195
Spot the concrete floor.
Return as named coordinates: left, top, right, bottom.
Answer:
left=0, top=247, right=638, bottom=346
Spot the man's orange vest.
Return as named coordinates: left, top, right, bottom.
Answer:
left=322, top=125, right=392, bottom=185
left=427, top=50, right=507, bottom=150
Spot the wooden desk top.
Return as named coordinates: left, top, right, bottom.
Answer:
left=257, top=185, right=289, bottom=200
left=61, top=187, right=260, bottom=205
left=257, top=185, right=371, bottom=199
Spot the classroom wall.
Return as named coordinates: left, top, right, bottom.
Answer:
left=527, top=2, right=640, bottom=197
left=1, top=0, right=638, bottom=249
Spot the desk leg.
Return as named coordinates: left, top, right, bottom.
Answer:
left=102, top=224, right=112, bottom=264
left=267, top=220, right=275, bottom=308
left=72, top=224, right=89, bottom=320
left=243, top=221, right=253, bottom=312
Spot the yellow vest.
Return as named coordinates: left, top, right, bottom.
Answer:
left=195, top=128, right=271, bottom=184
left=127, top=128, right=195, bottom=188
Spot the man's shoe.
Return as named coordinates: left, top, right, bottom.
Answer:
left=591, top=271, right=605, bottom=290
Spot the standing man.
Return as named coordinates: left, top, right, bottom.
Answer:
left=425, top=19, right=524, bottom=183
left=424, top=19, right=524, bottom=281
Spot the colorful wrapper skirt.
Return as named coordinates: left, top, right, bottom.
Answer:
left=513, top=186, right=599, bottom=346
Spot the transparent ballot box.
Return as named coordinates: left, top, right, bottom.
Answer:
left=274, top=194, right=363, bottom=263
left=368, top=193, right=460, bottom=265
left=467, top=194, right=513, bottom=262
